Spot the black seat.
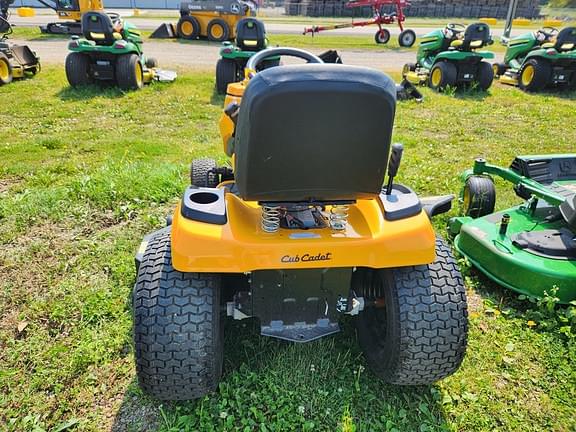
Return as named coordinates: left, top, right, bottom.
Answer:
left=460, top=23, right=491, bottom=50
left=236, top=18, right=266, bottom=52
left=82, top=12, right=116, bottom=45
left=233, top=64, right=397, bottom=203
left=555, top=27, right=576, bottom=52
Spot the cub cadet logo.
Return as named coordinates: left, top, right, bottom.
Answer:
left=281, top=252, right=332, bottom=263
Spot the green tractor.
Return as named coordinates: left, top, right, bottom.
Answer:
left=449, top=156, right=576, bottom=304
left=493, top=27, right=576, bottom=91
left=402, top=23, right=495, bottom=92
left=493, top=0, right=576, bottom=92
left=0, top=12, right=40, bottom=85
left=215, top=17, right=278, bottom=94
left=65, top=11, right=176, bottom=91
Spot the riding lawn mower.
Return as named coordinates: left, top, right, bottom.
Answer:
left=403, top=23, right=495, bottom=92
left=133, top=47, right=467, bottom=401
left=493, top=26, right=576, bottom=92
left=449, top=156, right=576, bottom=304
left=65, top=12, right=176, bottom=91
left=0, top=11, right=40, bottom=85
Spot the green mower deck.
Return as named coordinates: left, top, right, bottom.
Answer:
left=449, top=156, right=576, bottom=304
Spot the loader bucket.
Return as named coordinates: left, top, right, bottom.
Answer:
left=150, top=23, right=177, bottom=39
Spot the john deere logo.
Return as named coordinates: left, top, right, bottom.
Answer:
left=281, top=252, right=332, bottom=263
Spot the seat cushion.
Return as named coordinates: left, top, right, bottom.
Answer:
left=233, top=64, right=397, bottom=203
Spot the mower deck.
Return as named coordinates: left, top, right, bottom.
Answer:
left=450, top=155, right=576, bottom=304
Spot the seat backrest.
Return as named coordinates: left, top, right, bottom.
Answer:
left=555, top=27, right=576, bottom=52
left=233, top=64, right=397, bottom=203
left=461, top=23, right=491, bottom=50
left=236, top=18, right=266, bottom=51
left=82, top=12, right=116, bottom=45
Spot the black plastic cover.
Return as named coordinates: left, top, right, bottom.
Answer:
left=380, top=184, right=422, bottom=221
left=236, top=18, right=266, bottom=52
left=82, top=12, right=116, bottom=44
left=181, top=187, right=227, bottom=225
left=512, top=228, right=576, bottom=260
left=234, top=64, right=397, bottom=203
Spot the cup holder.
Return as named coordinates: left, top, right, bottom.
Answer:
left=189, top=191, right=219, bottom=205
left=182, top=187, right=227, bottom=225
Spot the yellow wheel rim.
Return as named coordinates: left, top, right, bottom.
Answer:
left=181, top=21, right=193, bottom=36
left=431, top=68, right=442, bottom=87
left=492, top=64, right=499, bottom=77
left=463, top=187, right=471, bottom=214
left=211, top=24, right=224, bottom=39
left=521, top=64, right=535, bottom=86
left=135, top=61, right=143, bottom=87
left=0, top=59, right=9, bottom=82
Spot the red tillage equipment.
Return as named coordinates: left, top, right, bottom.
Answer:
left=303, top=0, right=416, bottom=47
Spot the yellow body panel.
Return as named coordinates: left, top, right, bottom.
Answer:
left=17, top=7, right=36, bottom=17
left=171, top=193, right=436, bottom=273
left=479, top=18, right=497, bottom=26
left=498, top=74, right=518, bottom=86
left=185, top=12, right=248, bottom=40
left=56, top=0, right=104, bottom=22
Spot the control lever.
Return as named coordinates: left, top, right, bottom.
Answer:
left=386, top=143, right=404, bottom=195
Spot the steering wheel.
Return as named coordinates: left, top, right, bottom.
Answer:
left=107, top=12, right=121, bottom=22
left=538, top=26, right=558, bottom=40
left=246, top=47, right=323, bottom=75
left=446, top=23, right=466, bottom=34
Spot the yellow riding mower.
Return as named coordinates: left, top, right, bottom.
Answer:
left=133, top=47, right=468, bottom=400
left=0, top=15, right=40, bottom=85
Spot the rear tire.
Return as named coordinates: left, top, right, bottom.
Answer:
left=519, top=58, right=551, bottom=92
left=65, top=52, right=92, bottom=87
left=476, top=61, right=494, bottom=91
left=116, top=54, right=143, bottom=91
left=133, top=231, right=223, bottom=401
left=207, top=18, right=231, bottom=42
left=177, top=15, right=201, bottom=40
left=191, top=158, right=218, bottom=187
left=356, top=238, right=468, bottom=385
left=215, top=58, right=238, bottom=94
left=462, top=175, right=496, bottom=218
left=374, top=29, right=390, bottom=44
left=428, top=61, right=457, bottom=91
left=398, top=29, right=416, bottom=47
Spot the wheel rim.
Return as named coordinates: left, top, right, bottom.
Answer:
left=431, top=67, right=442, bottom=87
left=0, top=59, right=9, bottom=82
left=211, top=24, right=224, bottom=39
left=402, top=33, right=414, bottom=45
left=135, top=61, right=143, bottom=87
left=377, top=31, right=388, bottom=43
left=492, top=64, right=499, bottom=77
left=181, top=20, right=193, bottom=36
left=521, top=64, right=535, bottom=86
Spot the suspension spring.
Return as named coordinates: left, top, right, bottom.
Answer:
left=261, top=205, right=281, bottom=233
left=329, top=205, right=349, bottom=230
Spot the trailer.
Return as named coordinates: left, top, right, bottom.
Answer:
left=303, top=0, right=416, bottom=47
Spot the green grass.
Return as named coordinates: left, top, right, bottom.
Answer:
left=1, top=67, right=575, bottom=432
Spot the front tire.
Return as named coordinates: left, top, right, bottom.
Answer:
left=462, top=175, right=496, bottom=218
left=0, top=53, right=13, bottom=85
left=215, top=58, right=238, bottom=94
left=476, top=61, right=494, bottom=91
left=519, top=58, right=551, bottom=92
left=374, top=29, right=390, bottom=44
left=65, top=52, right=92, bottom=87
left=428, top=61, right=457, bottom=91
left=133, top=231, right=223, bottom=401
left=356, top=238, right=468, bottom=385
left=116, top=54, right=143, bottom=91
left=492, top=62, right=507, bottom=78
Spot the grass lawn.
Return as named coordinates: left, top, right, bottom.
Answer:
left=1, top=67, right=575, bottom=432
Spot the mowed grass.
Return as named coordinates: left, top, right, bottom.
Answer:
left=1, top=67, right=575, bottom=432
